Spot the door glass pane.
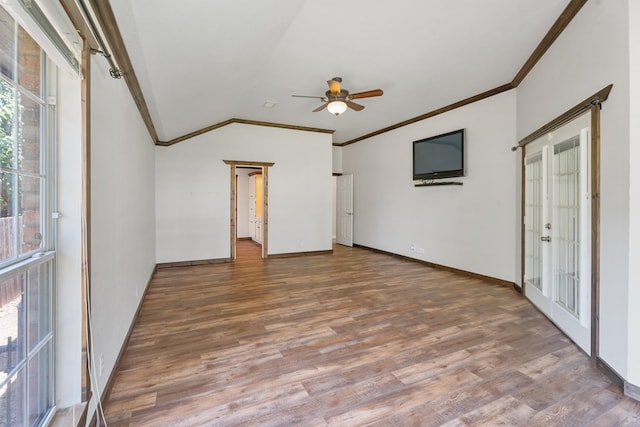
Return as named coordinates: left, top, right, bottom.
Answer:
left=27, top=263, right=50, bottom=351
left=0, top=366, right=26, bottom=426
left=525, top=153, right=543, bottom=290
left=0, top=271, right=25, bottom=375
left=553, top=137, right=580, bottom=317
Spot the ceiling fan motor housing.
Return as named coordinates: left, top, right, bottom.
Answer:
left=326, top=89, right=349, bottom=101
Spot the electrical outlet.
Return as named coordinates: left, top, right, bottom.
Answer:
left=418, top=248, right=425, bottom=254
left=99, top=354, right=104, bottom=376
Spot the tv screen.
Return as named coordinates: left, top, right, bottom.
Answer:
left=413, top=129, right=464, bottom=180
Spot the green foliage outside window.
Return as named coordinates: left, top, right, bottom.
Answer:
left=0, top=78, right=20, bottom=217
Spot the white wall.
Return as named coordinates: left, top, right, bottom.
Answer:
left=89, top=55, right=157, bottom=412
left=627, top=0, right=640, bottom=389
left=332, top=145, right=343, bottom=174
left=342, top=90, right=517, bottom=282
left=55, top=67, right=83, bottom=407
left=155, top=123, right=333, bottom=262
left=516, top=0, right=633, bottom=382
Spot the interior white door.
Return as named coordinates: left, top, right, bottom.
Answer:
left=524, top=112, right=591, bottom=354
left=336, top=174, right=354, bottom=247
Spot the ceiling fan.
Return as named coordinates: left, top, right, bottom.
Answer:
left=292, top=77, right=383, bottom=115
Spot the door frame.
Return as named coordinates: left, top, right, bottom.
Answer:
left=516, top=84, right=611, bottom=359
left=224, top=160, right=274, bottom=260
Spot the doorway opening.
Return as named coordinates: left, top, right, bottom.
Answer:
left=224, top=160, right=274, bottom=261
left=236, top=167, right=263, bottom=261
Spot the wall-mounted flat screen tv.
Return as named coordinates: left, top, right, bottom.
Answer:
left=413, top=129, right=464, bottom=180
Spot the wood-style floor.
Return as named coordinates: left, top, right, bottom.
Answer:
left=103, top=240, right=640, bottom=426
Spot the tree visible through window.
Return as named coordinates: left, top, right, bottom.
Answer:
left=0, top=5, right=55, bottom=426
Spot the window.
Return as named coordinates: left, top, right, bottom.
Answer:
left=0, top=5, right=56, bottom=426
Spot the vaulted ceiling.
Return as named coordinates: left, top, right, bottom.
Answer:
left=105, top=0, right=575, bottom=145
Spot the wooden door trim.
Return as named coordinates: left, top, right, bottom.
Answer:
left=262, top=166, right=269, bottom=259
left=514, top=85, right=612, bottom=150
left=223, top=160, right=274, bottom=260
left=590, top=104, right=601, bottom=360
left=228, top=163, right=236, bottom=259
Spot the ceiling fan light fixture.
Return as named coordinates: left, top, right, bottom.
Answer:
left=327, top=100, right=347, bottom=115
left=291, top=77, right=382, bottom=114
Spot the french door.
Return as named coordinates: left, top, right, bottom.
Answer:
left=524, top=112, right=591, bottom=354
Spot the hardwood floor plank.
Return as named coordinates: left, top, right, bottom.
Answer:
left=589, top=398, right=640, bottom=426
left=530, top=384, right=625, bottom=426
left=440, top=395, right=537, bottom=427
left=102, top=242, right=640, bottom=426
left=102, top=391, right=156, bottom=424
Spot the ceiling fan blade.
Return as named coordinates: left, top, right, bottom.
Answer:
left=327, top=78, right=342, bottom=94
left=346, top=100, right=365, bottom=111
left=292, top=94, right=326, bottom=100
left=349, top=89, right=384, bottom=99
left=313, top=102, right=329, bottom=112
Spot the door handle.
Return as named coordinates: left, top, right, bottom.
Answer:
left=541, top=236, right=551, bottom=242
left=346, top=212, right=353, bottom=215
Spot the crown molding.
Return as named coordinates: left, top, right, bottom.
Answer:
left=156, top=119, right=334, bottom=147
left=83, top=0, right=587, bottom=148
